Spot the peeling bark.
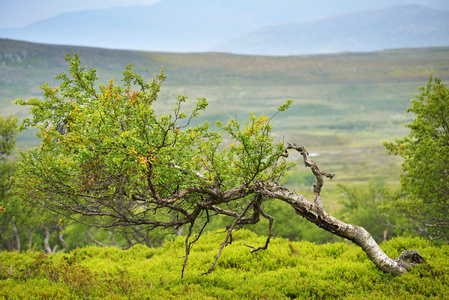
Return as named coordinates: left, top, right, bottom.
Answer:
left=264, top=142, right=426, bottom=275
left=254, top=181, right=410, bottom=275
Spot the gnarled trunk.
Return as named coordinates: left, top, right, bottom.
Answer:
left=253, top=143, right=426, bottom=275
left=258, top=181, right=424, bottom=275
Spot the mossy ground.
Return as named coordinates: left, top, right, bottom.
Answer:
left=1, top=230, right=447, bottom=299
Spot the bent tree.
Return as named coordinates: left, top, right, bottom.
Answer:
left=15, top=54, right=425, bottom=277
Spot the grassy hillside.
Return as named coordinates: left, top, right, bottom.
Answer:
left=1, top=230, right=448, bottom=299
left=2, top=39, right=449, bottom=209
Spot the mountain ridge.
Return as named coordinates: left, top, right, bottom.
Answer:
left=0, top=1, right=448, bottom=55
left=211, top=4, right=449, bottom=55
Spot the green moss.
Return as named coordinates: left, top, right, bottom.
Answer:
left=0, top=230, right=447, bottom=299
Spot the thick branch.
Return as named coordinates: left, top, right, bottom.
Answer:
left=285, top=142, right=334, bottom=213
left=255, top=180, right=423, bottom=275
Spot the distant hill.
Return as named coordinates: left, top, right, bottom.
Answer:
left=2, top=38, right=449, bottom=190
left=212, top=5, right=449, bottom=55
left=0, top=1, right=448, bottom=55
left=2, top=38, right=449, bottom=96
left=2, top=37, right=449, bottom=119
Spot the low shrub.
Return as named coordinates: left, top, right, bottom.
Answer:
left=0, top=230, right=447, bottom=299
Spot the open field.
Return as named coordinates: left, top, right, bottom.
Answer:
left=2, top=39, right=449, bottom=212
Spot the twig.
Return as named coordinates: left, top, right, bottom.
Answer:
left=202, top=200, right=254, bottom=275
left=181, top=210, right=210, bottom=278
left=244, top=198, right=274, bottom=252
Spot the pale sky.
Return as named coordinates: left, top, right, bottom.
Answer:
left=0, top=0, right=162, bottom=28
left=1, top=0, right=448, bottom=30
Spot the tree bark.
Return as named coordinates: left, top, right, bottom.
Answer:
left=277, top=185, right=412, bottom=274
left=58, top=232, right=67, bottom=252
left=108, top=231, right=117, bottom=247
left=252, top=142, right=426, bottom=275
left=86, top=228, right=108, bottom=247
left=43, top=226, right=57, bottom=254
left=28, top=230, right=33, bottom=249
left=12, top=221, right=20, bottom=253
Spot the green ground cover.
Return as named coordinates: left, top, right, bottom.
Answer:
left=1, top=230, right=447, bottom=299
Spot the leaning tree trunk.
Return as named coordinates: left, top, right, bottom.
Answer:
left=254, top=143, right=426, bottom=275
left=256, top=181, right=424, bottom=275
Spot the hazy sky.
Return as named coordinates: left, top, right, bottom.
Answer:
left=0, top=0, right=162, bottom=28
left=1, top=0, right=448, bottom=29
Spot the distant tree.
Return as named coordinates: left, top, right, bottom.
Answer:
left=0, top=112, right=64, bottom=253
left=0, top=112, right=22, bottom=251
left=15, top=53, right=425, bottom=276
left=0, top=111, right=123, bottom=253
left=384, top=76, right=449, bottom=242
left=337, top=181, right=401, bottom=243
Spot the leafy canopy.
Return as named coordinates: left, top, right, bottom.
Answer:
left=14, top=53, right=293, bottom=230
left=384, top=76, right=449, bottom=242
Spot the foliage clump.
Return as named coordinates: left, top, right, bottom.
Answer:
left=384, top=76, right=449, bottom=242
left=13, top=53, right=293, bottom=234
left=0, top=112, right=21, bottom=251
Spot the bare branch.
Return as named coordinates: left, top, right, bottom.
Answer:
left=182, top=210, right=209, bottom=278
left=86, top=228, right=109, bottom=247
left=244, top=194, right=274, bottom=252
left=285, top=142, right=334, bottom=213
left=202, top=199, right=254, bottom=275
